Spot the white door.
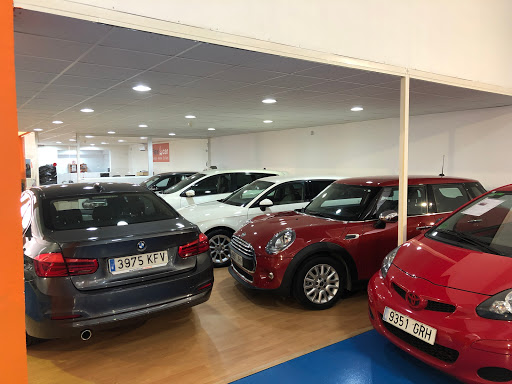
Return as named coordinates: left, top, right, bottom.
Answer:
left=179, top=174, right=233, bottom=208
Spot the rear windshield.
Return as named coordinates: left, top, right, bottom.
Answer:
left=163, top=173, right=205, bottom=194
left=43, top=192, right=179, bottom=230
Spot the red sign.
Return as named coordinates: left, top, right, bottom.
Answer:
left=153, top=143, right=170, bottom=162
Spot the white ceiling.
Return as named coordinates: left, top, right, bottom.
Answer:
left=14, top=9, right=512, bottom=145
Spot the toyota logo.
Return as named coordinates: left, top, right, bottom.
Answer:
left=406, top=292, right=423, bottom=309
left=137, top=240, right=146, bottom=252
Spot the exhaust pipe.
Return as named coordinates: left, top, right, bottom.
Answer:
left=80, top=329, right=92, bottom=341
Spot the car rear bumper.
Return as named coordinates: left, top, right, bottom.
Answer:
left=26, top=253, right=213, bottom=340
left=368, top=267, right=512, bottom=384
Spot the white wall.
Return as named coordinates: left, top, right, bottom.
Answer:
left=152, top=139, right=208, bottom=174
left=128, top=144, right=149, bottom=174
left=211, top=105, right=512, bottom=191
left=20, top=0, right=512, bottom=89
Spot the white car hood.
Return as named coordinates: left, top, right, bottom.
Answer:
left=178, top=200, right=247, bottom=225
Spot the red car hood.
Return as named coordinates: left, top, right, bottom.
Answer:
left=235, top=211, right=347, bottom=248
left=394, top=236, right=512, bottom=296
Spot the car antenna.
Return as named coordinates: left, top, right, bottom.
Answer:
left=439, top=155, right=445, bottom=177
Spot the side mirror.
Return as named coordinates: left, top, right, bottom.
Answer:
left=259, top=198, right=273, bottom=211
left=185, top=189, right=196, bottom=197
left=24, top=225, right=32, bottom=239
left=374, top=210, right=398, bottom=229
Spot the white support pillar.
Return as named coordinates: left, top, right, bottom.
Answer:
left=76, top=133, right=80, bottom=183
left=398, top=76, right=410, bottom=245
left=147, top=137, right=154, bottom=176
left=207, top=138, right=211, bottom=169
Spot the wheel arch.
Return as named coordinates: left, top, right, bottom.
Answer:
left=204, top=226, right=236, bottom=237
left=280, top=242, right=358, bottom=295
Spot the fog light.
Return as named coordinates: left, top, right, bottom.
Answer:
left=268, top=272, right=274, bottom=280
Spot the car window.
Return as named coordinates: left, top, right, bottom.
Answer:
left=233, top=173, right=254, bottom=191
left=373, top=186, right=427, bottom=217
left=261, top=182, right=305, bottom=206
left=432, top=184, right=470, bottom=213
left=164, top=173, right=205, bottom=194
left=44, top=192, right=179, bottom=230
left=305, top=180, right=334, bottom=200
left=464, top=182, right=486, bottom=198
left=224, top=180, right=274, bottom=207
left=251, top=172, right=277, bottom=181
left=154, top=177, right=170, bottom=188
left=189, top=174, right=232, bottom=196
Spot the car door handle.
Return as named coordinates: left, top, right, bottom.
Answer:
left=416, top=225, right=433, bottom=231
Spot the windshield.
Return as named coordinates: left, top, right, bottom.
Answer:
left=43, top=192, right=179, bottom=231
left=427, top=191, right=512, bottom=256
left=223, top=180, right=273, bottom=207
left=163, top=173, right=205, bottom=194
left=140, top=175, right=160, bottom=188
left=304, top=183, right=379, bottom=220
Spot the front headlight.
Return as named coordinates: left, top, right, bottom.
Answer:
left=266, top=229, right=296, bottom=255
left=380, top=246, right=400, bottom=278
left=477, top=289, right=512, bottom=320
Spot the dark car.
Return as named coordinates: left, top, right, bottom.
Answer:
left=22, top=183, right=213, bottom=345
left=140, top=172, right=196, bottom=193
left=229, top=176, right=486, bottom=310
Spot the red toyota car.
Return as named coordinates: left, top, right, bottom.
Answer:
left=228, top=176, right=485, bottom=310
left=368, top=185, right=512, bottom=384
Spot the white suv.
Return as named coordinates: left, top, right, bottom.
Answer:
left=178, top=175, right=341, bottom=266
left=158, top=169, right=283, bottom=209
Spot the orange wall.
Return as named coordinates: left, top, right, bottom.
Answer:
left=0, top=3, right=28, bottom=383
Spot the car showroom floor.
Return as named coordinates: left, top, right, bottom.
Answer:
left=27, top=268, right=372, bottom=384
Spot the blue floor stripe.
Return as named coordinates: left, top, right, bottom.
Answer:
left=232, top=330, right=459, bottom=384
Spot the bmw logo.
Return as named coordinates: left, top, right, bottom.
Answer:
left=137, top=240, right=146, bottom=251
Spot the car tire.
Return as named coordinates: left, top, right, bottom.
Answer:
left=207, top=229, right=233, bottom=268
left=293, top=256, right=346, bottom=310
left=26, top=332, right=37, bottom=347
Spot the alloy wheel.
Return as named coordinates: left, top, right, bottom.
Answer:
left=303, top=263, right=340, bottom=304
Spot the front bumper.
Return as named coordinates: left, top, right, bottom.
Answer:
left=368, top=266, right=512, bottom=384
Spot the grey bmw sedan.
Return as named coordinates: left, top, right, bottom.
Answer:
left=22, top=182, right=213, bottom=345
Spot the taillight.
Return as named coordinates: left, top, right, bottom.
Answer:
left=34, top=253, right=98, bottom=277
left=178, top=233, right=209, bottom=258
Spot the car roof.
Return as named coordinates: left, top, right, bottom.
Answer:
left=194, top=169, right=284, bottom=176
left=32, top=182, right=149, bottom=200
left=153, top=171, right=196, bottom=177
left=492, top=184, right=512, bottom=192
left=334, top=175, right=480, bottom=187
left=256, top=175, right=343, bottom=184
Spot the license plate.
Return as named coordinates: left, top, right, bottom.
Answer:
left=383, top=307, right=437, bottom=345
left=109, top=251, right=168, bottom=275
left=231, top=250, right=243, bottom=266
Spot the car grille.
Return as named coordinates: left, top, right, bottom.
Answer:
left=232, top=262, right=253, bottom=283
left=230, top=235, right=256, bottom=272
left=381, top=314, right=459, bottom=364
left=392, top=283, right=456, bottom=314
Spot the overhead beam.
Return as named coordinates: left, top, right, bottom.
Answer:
left=398, top=76, right=410, bottom=245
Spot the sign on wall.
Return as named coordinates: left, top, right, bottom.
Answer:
left=153, top=143, right=170, bottom=162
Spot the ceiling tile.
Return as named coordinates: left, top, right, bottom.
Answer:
left=241, top=55, right=319, bottom=73
left=180, top=43, right=263, bottom=65
left=14, top=33, right=92, bottom=61
left=52, top=74, right=120, bottom=89
left=152, top=57, right=233, bottom=77
left=302, top=80, right=366, bottom=93
left=259, top=75, right=326, bottom=89
left=295, top=64, right=364, bottom=80
left=65, top=62, right=139, bottom=81
left=211, top=67, right=284, bottom=83
left=15, top=55, right=73, bottom=74
left=81, top=46, right=168, bottom=70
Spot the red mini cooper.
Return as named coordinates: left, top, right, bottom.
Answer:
left=229, top=176, right=485, bottom=309
left=368, top=185, right=512, bottom=384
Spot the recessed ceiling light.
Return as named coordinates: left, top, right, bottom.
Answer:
left=90, top=143, right=95, bottom=146
left=140, top=136, right=147, bottom=139
left=262, top=98, right=277, bottom=104
left=69, top=138, right=76, bottom=142
left=118, top=139, right=125, bottom=143
left=33, top=128, right=43, bottom=132
left=351, top=106, right=364, bottom=112
left=56, top=141, right=62, bottom=144
left=85, top=135, right=94, bottom=138
left=101, top=142, right=108, bottom=145
left=263, top=120, right=273, bottom=123
left=138, top=124, right=148, bottom=128
left=107, top=131, right=116, bottom=134
left=185, top=115, right=196, bottom=119
left=207, top=128, right=216, bottom=131
left=132, top=85, right=151, bottom=92
left=169, top=133, right=176, bottom=136
left=80, top=108, right=94, bottom=113
left=52, top=120, right=63, bottom=124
